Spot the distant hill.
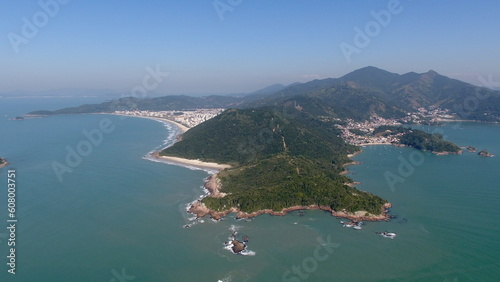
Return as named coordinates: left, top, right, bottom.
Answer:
left=239, top=66, right=500, bottom=121
left=245, top=83, right=287, bottom=97
left=29, top=67, right=500, bottom=122
left=28, top=95, right=241, bottom=115
left=29, top=66, right=498, bottom=220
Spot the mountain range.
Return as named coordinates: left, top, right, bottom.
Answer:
left=29, top=66, right=500, bottom=122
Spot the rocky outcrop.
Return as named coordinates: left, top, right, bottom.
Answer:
left=189, top=201, right=392, bottom=222
left=478, top=150, right=494, bottom=157
left=231, top=240, right=246, bottom=253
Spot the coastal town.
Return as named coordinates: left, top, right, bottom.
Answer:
left=337, top=107, right=455, bottom=146
left=114, top=107, right=459, bottom=146
left=114, top=108, right=225, bottom=128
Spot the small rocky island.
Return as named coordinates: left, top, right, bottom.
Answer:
left=231, top=239, right=246, bottom=254
left=478, top=150, right=494, bottom=157
left=466, top=146, right=477, bottom=152
left=226, top=229, right=249, bottom=254
left=0, top=158, right=8, bottom=168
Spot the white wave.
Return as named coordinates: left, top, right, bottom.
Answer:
left=239, top=249, right=256, bottom=256
left=223, top=241, right=256, bottom=256
left=229, top=225, right=241, bottom=232
left=223, top=241, right=234, bottom=252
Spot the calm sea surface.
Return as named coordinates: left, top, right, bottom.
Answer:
left=0, top=98, right=499, bottom=281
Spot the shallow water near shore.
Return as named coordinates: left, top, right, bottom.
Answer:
left=1, top=98, right=499, bottom=281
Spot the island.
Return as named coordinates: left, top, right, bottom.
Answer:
left=466, top=146, right=477, bottom=152
left=478, top=150, right=494, bottom=157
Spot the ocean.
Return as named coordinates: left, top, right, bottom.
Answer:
left=0, top=97, right=499, bottom=281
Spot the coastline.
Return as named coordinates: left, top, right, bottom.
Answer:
left=356, top=142, right=462, bottom=155
left=151, top=151, right=231, bottom=171
left=188, top=164, right=392, bottom=222
left=110, top=113, right=190, bottom=133
left=143, top=117, right=392, bottom=222
left=189, top=200, right=392, bottom=222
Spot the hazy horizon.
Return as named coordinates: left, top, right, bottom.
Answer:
left=1, top=1, right=499, bottom=95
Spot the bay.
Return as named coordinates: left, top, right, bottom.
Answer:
left=0, top=98, right=499, bottom=281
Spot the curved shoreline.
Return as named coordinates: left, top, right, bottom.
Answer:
left=151, top=152, right=231, bottom=171
left=110, top=113, right=190, bottom=133
left=145, top=120, right=393, bottom=222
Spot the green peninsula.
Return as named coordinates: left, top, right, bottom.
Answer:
left=374, top=126, right=461, bottom=154
left=161, top=107, right=390, bottom=220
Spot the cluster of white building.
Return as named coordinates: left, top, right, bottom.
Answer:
left=400, top=107, right=454, bottom=124
left=337, top=116, right=402, bottom=145
left=114, top=109, right=225, bottom=128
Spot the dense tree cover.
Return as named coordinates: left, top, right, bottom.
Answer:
left=162, top=107, right=358, bottom=167
left=374, top=126, right=461, bottom=153
left=162, top=107, right=386, bottom=215
left=203, top=154, right=385, bottom=214
left=399, top=130, right=460, bottom=153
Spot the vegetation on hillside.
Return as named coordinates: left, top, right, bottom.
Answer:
left=162, top=107, right=387, bottom=215
left=29, top=67, right=500, bottom=122
left=374, top=126, right=461, bottom=153
left=203, top=154, right=385, bottom=214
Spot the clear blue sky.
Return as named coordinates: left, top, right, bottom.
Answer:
left=1, top=0, right=499, bottom=95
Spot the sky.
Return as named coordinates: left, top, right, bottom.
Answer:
left=1, top=0, right=499, bottom=95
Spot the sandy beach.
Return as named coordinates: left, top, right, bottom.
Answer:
left=152, top=152, right=231, bottom=171
left=135, top=113, right=392, bottom=222
left=111, top=111, right=232, bottom=171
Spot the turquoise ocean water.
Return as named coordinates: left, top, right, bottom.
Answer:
left=0, top=98, right=499, bottom=281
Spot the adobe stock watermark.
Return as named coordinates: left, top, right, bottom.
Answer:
left=237, top=103, right=295, bottom=162
left=282, top=235, right=340, bottom=281
left=51, top=64, right=169, bottom=182
left=109, top=267, right=135, bottom=282
left=7, top=0, right=70, bottom=54
left=385, top=73, right=500, bottom=192
left=129, top=65, right=169, bottom=99
left=111, top=65, right=170, bottom=115
left=384, top=149, right=425, bottom=192
left=213, top=0, right=243, bottom=21
left=51, top=118, right=116, bottom=182
left=339, top=0, right=403, bottom=64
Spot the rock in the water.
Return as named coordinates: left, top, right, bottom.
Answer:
left=478, top=150, right=493, bottom=157
left=231, top=240, right=246, bottom=253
